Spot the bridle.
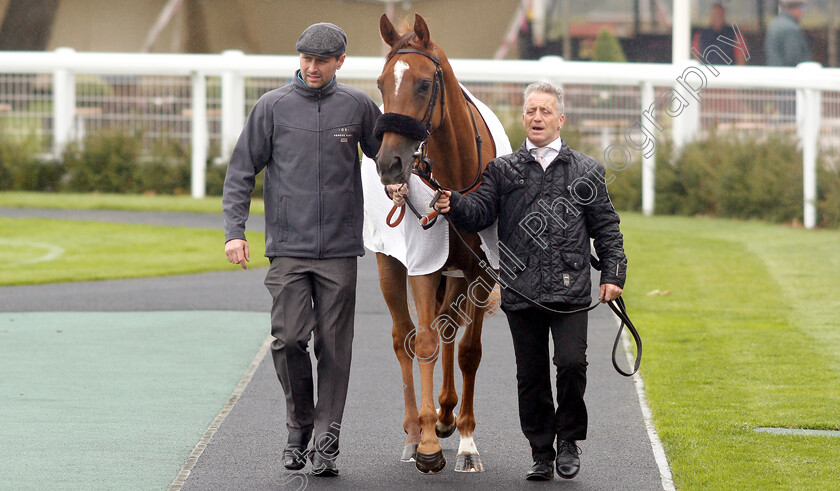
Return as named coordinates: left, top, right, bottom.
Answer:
left=375, top=47, right=483, bottom=230
left=400, top=48, right=446, bottom=136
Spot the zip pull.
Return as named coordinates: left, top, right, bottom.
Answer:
left=316, top=91, right=321, bottom=112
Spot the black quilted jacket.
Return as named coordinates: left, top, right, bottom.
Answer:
left=447, top=141, right=627, bottom=310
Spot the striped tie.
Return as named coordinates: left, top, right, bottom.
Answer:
left=534, top=147, right=550, bottom=168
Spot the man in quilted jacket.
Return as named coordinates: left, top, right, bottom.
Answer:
left=390, top=81, right=626, bottom=481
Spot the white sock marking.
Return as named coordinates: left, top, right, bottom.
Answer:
left=457, top=435, right=478, bottom=455
left=394, top=60, right=410, bottom=96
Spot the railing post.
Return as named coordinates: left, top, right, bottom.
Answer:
left=797, top=62, right=822, bottom=229
left=672, top=85, right=700, bottom=153
left=191, top=71, right=208, bottom=199
left=539, top=55, right=565, bottom=92
left=52, top=47, right=76, bottom=157
left=640, top=81, right=656, bottom=216
left=221, top=50, right=245, bottom=162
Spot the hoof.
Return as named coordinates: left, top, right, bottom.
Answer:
left=435, top=421, right=457, bottom=439
left=415, top=450, right=446, bottom=474
left=401, top=443, right=418, bottom=462
left=454, top=453, right=484, bottom=473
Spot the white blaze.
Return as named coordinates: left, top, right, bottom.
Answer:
left=393, top=60, right=410, bottom=96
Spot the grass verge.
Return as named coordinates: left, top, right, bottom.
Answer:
left=620, top=213, right=840, bottom=489
left=0, top=217, right=267, bottom=286
left=0, top=191, right=265, bottom=215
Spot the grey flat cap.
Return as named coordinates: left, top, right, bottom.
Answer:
left=296, top=23, right=347, bottom=57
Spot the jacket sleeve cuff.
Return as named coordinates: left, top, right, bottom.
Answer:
left=225, top=231, right=247, bottom=243
left=599, top=259, right=627, bottom=288
left=447, top=191, right=466, bottom=221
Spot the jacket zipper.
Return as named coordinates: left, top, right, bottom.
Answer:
left=316, top=89, right=323, bottom=257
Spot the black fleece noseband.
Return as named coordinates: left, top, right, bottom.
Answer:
left=374, top=112, right=429, bottom=141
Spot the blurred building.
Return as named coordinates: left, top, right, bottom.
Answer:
left=0, top=0, right=520, bottom=58
left=520, top=0, right=838, bottom=66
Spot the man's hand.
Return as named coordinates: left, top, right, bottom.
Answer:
left=225, top=239, right=250, bottom=270
left=386, top=183, right=408, bottom=207
left=599, top=283, right=623, bottom=303
left=434, top=189, right=451, bottom=214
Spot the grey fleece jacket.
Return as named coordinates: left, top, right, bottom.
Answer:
left=223, top=71, right=381, bottom=258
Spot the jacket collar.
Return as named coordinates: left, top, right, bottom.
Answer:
left=293, top=69, right=338, bottom=99
left=516, top=139, right=572, bottom=165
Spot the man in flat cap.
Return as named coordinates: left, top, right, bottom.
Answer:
left=765, top=0, right=810, bottom=66
left=223, top=22, right=381, bottom=477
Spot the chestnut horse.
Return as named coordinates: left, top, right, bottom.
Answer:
left=373, top=14, right=499, bottom=474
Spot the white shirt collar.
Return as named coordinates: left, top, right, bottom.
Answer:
left=526, top=136, right=563, bottom=154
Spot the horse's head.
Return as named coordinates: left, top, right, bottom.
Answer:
left=374, top=14, right=444, bottom=185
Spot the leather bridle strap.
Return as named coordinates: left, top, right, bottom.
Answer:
left=394, top=48, right=445, bottom=135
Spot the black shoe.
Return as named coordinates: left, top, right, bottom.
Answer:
left=283, top=430, right=311, bottom=470
left=310, top=453, right=339, bottom=477
left=526, top=460, right=554, bottom=481
left=556, top=440, right=581, bottom=479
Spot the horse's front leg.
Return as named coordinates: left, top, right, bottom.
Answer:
left=453, top=269, right=496, bottom=473
left=375, top=253, right=420, bottom=462
left=434, top=276, right=468, bottom=440
left=409, top=272, right=446, bottom=474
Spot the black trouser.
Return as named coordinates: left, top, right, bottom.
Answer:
left=264, top=256, right=357, bottom=459
left=504, top=304, right=588, bottom=462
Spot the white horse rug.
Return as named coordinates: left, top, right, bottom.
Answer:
left=362, top=85, right=512, bottom=275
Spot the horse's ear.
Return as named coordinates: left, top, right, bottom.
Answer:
left=413, top=13, right=432, bottom=48
left=380, top=14, right=400, bottom=47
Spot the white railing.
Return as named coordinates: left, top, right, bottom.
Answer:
left=1, top=48, right=839, bottom=228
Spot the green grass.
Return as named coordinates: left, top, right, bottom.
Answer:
left=0, top=191, right=265, bottom=215
left=0, top=217, right=267, bottom=285
left=620, top=213, right=840, bottom=490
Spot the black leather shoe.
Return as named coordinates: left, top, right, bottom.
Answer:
left=556, top=440, right=581, bottom=479
left=283, top=430, right=311, bottom=470
left=526, top=460, right=554, bottom=481
left=283, top=447, right=307, bottom=470
left=310, top=453, right=339, bottom=477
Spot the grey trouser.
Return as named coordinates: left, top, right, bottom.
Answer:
left=264, top=256, right=357, bottom=457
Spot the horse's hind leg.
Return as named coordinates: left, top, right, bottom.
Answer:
left=454, top=271, right=495, bottom=472
left=375, top=253, right=420, bottom=462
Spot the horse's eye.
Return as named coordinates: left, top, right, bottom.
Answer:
left=418, top=80, right=432, bottom=93
left=376, top=79, right=384, bottom=93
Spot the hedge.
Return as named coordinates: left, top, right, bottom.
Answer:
left=605, top=131, right=840, bottom=228
left=1, top=127, right=838, bottom=229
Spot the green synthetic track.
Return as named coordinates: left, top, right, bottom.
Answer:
left=0, top=311, right=268, bottom=490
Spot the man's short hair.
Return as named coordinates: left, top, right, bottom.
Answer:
left=523, top=81, right=565, bottom=115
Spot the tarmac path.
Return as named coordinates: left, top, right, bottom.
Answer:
left=0, top=208, right=669, bottom=490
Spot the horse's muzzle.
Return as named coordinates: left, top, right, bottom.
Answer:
left=376, top=154, right=410, bottom=185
